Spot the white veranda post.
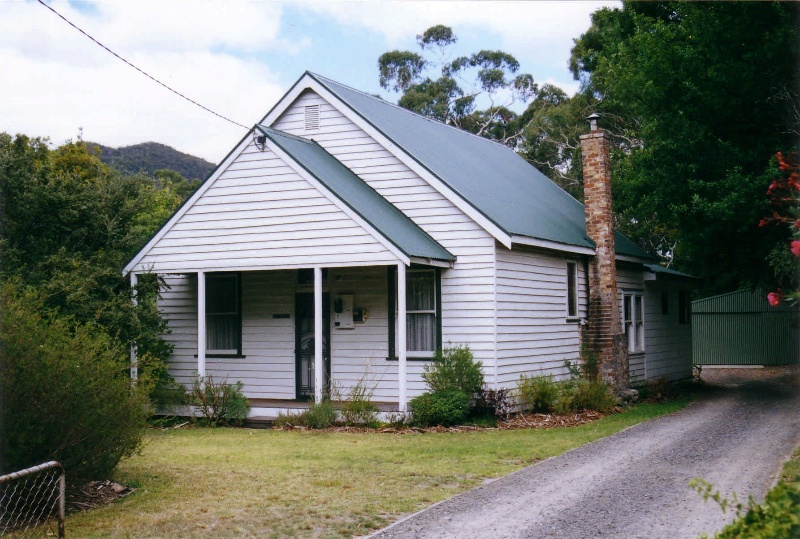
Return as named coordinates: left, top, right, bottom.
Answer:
left=129, top=272, right=138, bottom=381
left=397, top=263, right=407, bottom=412
left=314, top=266, right=324, bottom=404
left=197, top=271, right=206, bottom=380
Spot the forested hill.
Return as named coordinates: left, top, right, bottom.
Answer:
left=90, top=141, right=216, bottom=182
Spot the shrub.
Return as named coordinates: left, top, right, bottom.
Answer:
left=422, top=345, right=484, bottom=399
left=409, top=390, right=470, bottom=427
left=571, top=379, right=616, bottom=413
left=518, top=374, right=561, bottom=413
left=0, top=282, right=150, bottom=485
left=189, top=375, right=249, bottom=426
left=301, top=399, right=337, bottom=429
left=472, top=387, right=513, bottom=420
left=335, top=379, right=379, bottom=427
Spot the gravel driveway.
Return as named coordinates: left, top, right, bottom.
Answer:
left=368, top=367, right=800, bottom=539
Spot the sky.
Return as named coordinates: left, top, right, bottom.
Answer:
left=0, top=0, right=618, bottom=164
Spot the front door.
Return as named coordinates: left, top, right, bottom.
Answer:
left=295, top=293, right=331, bottom=400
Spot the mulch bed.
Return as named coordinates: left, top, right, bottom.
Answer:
left=272, top=408, right=612, bottom=434
left=67, top=480, right=135, bottom=513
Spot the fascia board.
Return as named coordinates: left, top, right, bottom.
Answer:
left=510, top=235, right=595, bottom=256
left=263, top=138, right=411, bottom=267
left=124, top=130, right=257, bottom=275
left=290, top=77, right=513, bottom=249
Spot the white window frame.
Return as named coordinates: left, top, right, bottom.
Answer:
left=623, top=291, right=645, bottom=353
left=566, top=261, right=579, bottom=320
left=405, top=269, right=438, bottom=358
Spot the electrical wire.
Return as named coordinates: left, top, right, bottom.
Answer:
left=36, top=0, right=249, bottom=129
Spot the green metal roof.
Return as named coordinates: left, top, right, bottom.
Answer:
left=309, top=72, right=650, bottom=259
left=257, top=125, right=454, bottom=263
left=644, top=263, right=697, bottom=280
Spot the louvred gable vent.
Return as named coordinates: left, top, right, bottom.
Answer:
left=305, top=105, right=320, bottom=130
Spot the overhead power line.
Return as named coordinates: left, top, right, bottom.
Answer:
left=36, top=0, right=249, bottom=129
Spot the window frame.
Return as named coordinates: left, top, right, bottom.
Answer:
left=566, top=261, right=579, bottom=320
left=387, top=266, right=442, bottom=361
left=622, top=291, right=645, bottom=353
left=205, top=272, right=243, bottom=357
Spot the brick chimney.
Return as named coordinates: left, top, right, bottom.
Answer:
left=580, top=114, right=629, bottom=393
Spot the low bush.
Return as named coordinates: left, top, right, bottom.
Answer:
left=189, top=375, right=249, bottom=426
left=335, top=379, right=379, bottom=427
left=472, top=387, right=513, bottom=420
left=422, top=345, right=484, bottom=399
left=518, top=374, right=561, bottom=413
left=302, top=399, right=337, bottom=429
left=571, top=379, right=617, bottom=413
left=0, top=282, right=150, bottom=485
left=517, top=373, right=615, bottom=414
left=409, top=390, right=470, bottom=427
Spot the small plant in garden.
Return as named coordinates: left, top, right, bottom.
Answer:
left=422, top=344, right=484, bottom=399
left=409, top=390, right=471, bottom=427
left=189, top=375, right=249, bottom=426
left=301, top=399, right=337, bottom=429
left=472, top=387, right=513, bottom=421
left=518, top=374, right=561, bottom=413
left=334, top=378, right=380, bottom=427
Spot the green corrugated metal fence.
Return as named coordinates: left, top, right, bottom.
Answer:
left=692, top=289, right=799, bottom=366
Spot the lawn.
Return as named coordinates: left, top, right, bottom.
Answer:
left=66, top=401, right=688, bottom=539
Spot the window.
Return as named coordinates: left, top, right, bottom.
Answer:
left=406, top=270, right=438, bottom=355
left=623, top=292, right=645, bottom=353
left=387, top=267, right=441, bottom=359
left=679, top=290, right=691, bottom=324
left=206, top=273, right=241, bottom=355
left=661, top=290, right=669, bottom=315
left=566, top=261, right=578, bottom=319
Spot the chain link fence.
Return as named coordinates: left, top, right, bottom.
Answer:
left=0, top=461, right=65, bottom=538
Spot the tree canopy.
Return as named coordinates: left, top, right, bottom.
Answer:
left=378, top=25, right=537, bottom=146
left=570, top=2, right=799, bottom=294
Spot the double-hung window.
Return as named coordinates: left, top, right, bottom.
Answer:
left=206, top=273, right=242, bottom=356
left=388, top=267, right=441, bottom=359
left=406, top=269, right=438, bottom=356
left=623, top=292, right=645, bottom=353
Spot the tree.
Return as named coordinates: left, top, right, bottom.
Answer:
left=0, top=134, right=184, bottom=404
left=378, top=25, right=537, bottom=147
left=570, top=2, right=800, bottom=293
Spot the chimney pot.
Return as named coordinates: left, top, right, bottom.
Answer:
left=587, top=113, right=600, bottom=131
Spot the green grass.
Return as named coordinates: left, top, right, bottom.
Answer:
left=66, top=400, right=688, bottom=539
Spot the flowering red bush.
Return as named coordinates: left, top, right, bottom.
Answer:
left=761, top=152, right=799, bottom=306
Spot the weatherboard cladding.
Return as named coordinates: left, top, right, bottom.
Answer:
left=256, top=125, right=454, bottom=263
left=308, top=73, right=649, bottom=259
left=133, top=140, right=400, bottom=273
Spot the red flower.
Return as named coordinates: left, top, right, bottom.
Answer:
left=792, top=240, right=800, bottom=257
left=767, top=291, right=783, bottom=307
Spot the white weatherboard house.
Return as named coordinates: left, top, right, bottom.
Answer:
left=125, top=72, right=694, bottom=416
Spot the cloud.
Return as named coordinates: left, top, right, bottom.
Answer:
left=298, top=0, right=618, bottom=90
left=0, top=0, right=288, bottom=162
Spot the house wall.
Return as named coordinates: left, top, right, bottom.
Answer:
left=616, top=265, right=646, bottom=382
left=495, top=244, right=588, bottom=387
left=135, top=143, right=399, bottom=273
left=644, top=282, right=693, bottom=381
left=160, top=267, right=438, bottom=402
left=272, top=90, right=499, bottom=382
